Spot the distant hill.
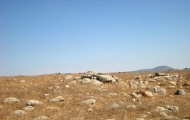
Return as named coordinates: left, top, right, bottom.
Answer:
left=132, top=66, right=176, bottom=72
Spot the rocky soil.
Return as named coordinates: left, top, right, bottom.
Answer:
left=0, top=70, right=190, bottom=120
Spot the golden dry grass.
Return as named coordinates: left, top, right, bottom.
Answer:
left=0, top=70, right=190, bottom=120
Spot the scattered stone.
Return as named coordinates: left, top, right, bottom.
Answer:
left=13, top=110, right=27, bottom=116
left=49, top=96, right=64, bottom=102
left=149, top=87, right=157, bottom=93
left=163, top=116, right=178, bottom=120
left=74, top=77, right=81, bottom=80
left=91, top=79, right=103, bottom=86
left=169, top=81, right=177, bottom=85
left=68, top=81, right=77, bottom=85
left=136, top=118, right=144, bottom=120
left=20, top=80, right=25, bottom=83
left=159, top=112, right=168, bottom=117
left=65, top=85, right=70, bottom=88
left=97, top=75, right=117, bottom=83
left=146, top=74, right=154, bottom=78
left=108, top=93, right=118, bottom=96
left=3, top=97, right=21, bottom=103
left=86, top=71, right=97, bottom=75
left=44, top=94, right=50, bottom=97
left=81, top=74, right=93, bottom=79
left=34, top=116, right=49, bottom=120
left=65, top=75, right=73, bottom=80
left=27, top=100, right=43, bottom=106
left=81, top=78, right=92, bottom=84
left=81, top=99, right=96, bottom=106
left=48, top=87, right=53, bottom=90
left=175, top=89, right=185, bottom=95
left=147, top=79, right=156, bottom=82
left=156, top=106, right=166, bottom=112
left=131, top=93, right=141, bottom=99
left=168, top=86, right=175, bottom=89
left=166, top=105, right=179, bottom=113
left=87, top=108, right=93, bottom=112
left=155, top=72, right=166, bottom=76
left=157, top=88, right=167, bottom=95
left=23, top=106, right=34, bottom=111
left=144, top=91, right=153, bottom=97
left=109, top=103, right=119, bottom=109
left=133, top=76, right=141, bottom=80
left=126, top=105, right=136, bottom=109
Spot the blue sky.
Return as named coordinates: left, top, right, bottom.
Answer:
left=0, top=0, right=190, bottom=75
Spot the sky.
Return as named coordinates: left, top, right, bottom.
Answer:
left=0, top=0, right=190, bottom=76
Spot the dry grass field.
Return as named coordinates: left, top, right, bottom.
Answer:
left=0, top=70, right=190, bottom=120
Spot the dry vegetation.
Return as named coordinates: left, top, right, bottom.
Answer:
left=0, top=70, right=190, bottom=120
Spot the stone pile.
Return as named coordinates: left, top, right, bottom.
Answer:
left=65, top=71, right=119, bottom=86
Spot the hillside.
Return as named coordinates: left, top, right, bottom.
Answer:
left=133, top=66, right=176, bottom=72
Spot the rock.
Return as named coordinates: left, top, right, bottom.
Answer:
left=91, top=79, right=103, bottom=86
left=159, top=112, right=168, bottom=117
left=20, top=80, right=25, bottom=83
left=147, top=79, right=156, bottom=82
left=163, top=116, right=178, bottom=120
left=13, top=110, right=27, bottom=116
left=81, top=99, right=96, bottom=106
left=108, top=93, right=118, bottom=96
left=169, top=81, right=177, bottom=85
left=73, top=77, right=81, bottom=80
left=86, top=71, right=97, bottom=75
left=34, top=116, right=49, bottom=120
left=155, top=72, right=166, bottom=76
left=49, top=96, right=64, bottom=102
left=65, top=85, right=70, bottom=88
left=48, top=87, right=53, bottom=90
left=44, top=94, right=50, bottom=97
left=133, top=76, right=141, bottom=80
left=112, top=76, right=119, bottom=81
left=87, top=108, right=93, bottom=112
left=149, top=87, right=158, bottom=93
left=165, top=76, right=173, bottom=80
left=131, top=93, right=141, bottom=99
left=175, top=89, right=185, bottom=95
left=81, top=74, right=93, bottom=79
left=23, top=106, right=34, bottom=111
left=156, top=106, right=166, bottom=112
left=146, top=74, right=154, bottom=78
left=168, top=86, right=175, bottom=89
left=166, top=105, right=179, bottom=113
left=143, top=81, right=149, bottom=85
left=126, top=105, right=136, bottom=109
left=157, top=88, right=167, bottom=95
left=96, top=75, right=117, bottom=83
left=136, top=118, right=144, bottom=120
left=144, top=91, right=153, bottom=97
left=68, top=81, right=77, bottom=85
left=65, top=75, right=73, bottom=80
left=81, top=78, right=92, bottom=84
left=27, top=100, right=43, bottom=106
left=3, top=97, right=21, bottom=103
left=109, top=103, right=119, bottom=109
